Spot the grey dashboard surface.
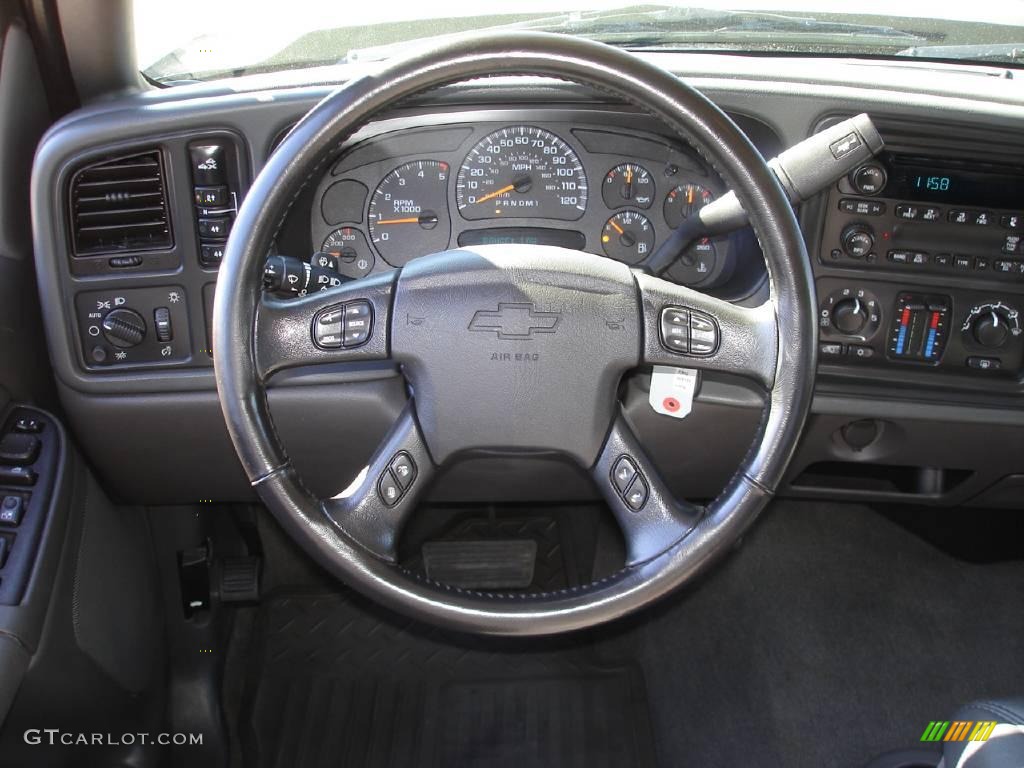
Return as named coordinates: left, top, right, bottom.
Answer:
left=27, top=51, right=1024, bottom=505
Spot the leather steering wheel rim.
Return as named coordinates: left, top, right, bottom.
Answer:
left=213, top=31, right=815, bottom=636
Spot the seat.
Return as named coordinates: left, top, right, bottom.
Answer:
left=940, top=698, right=1024, bottom=768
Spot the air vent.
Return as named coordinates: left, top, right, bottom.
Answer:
left=69, top=149, right=172, bottom=256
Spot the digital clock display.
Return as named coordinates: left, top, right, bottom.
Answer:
left=886, top=156, right=1024, bottom=208
left=913, top=175, right=952, bottom=193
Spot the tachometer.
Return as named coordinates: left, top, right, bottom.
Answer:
left=456, top=126, right=587, bottom=221
left=367, top=160, right=451, bottom=266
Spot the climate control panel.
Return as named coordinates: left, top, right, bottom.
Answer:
left=817, top=278, right=1024, bottom=376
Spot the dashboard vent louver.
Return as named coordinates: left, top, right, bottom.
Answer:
left=69, top=149, right=172, bottom=256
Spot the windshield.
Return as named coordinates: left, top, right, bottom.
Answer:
left=134, top=0, right=1024, bottom=84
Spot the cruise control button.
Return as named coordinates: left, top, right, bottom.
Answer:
left=623, top=475, right=648, bottom=511
left=612, top=456, right=638, bottom=494
left=388, top=453, right=416, bottom=490
left=378, top=471, right=402, bottom=507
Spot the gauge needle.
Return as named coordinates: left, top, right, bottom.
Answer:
left=609, top=219, right=625, bottom=235
left=686, top=186, right=694, bottom=205
left=374, top=217, right=420, bottom=225
left=472, top=183, right=516, bottom=206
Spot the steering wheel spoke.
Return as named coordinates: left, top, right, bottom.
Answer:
left=322, top=403, right=434, bottom=563
left=593, top=411, right=703, bottom=566
left=637, top=272, right=778, bottom=389
left=255, top=272, right=395, bottom=378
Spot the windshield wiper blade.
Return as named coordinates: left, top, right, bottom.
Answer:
left=896, top=42, right=1024, bottom=64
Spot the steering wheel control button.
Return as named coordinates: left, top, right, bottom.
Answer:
left=388, top=452, right=416, bottom=490
left=612, top=456, right=638, bottom=494
left=343, top=301, right=373, bottom=347
left=378, top=471, right=403, bottom=507
left=0, top=495, right=25, bottom=526
left=623, top=475, right=649, bottom=511
left=688, top=311, right=720, bottom=355
left=313, top=305, right=344, bottom=348
left=659, top=307, right=690, bottom=352
left=312, top=302, right=374, bottom=350
left=610, top=455, right=648, bottom=511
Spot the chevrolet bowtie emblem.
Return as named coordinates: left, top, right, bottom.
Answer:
left=468, top=303, right=562, bottom=340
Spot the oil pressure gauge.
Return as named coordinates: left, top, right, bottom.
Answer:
left=602, top=163, right=654, bottom=209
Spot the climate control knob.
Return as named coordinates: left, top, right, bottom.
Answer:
left=831, top=297, right=869, bottom=335
left=962, top=302, right=1021, bottom=350
left=972, top=310, right=1010, bottom=348
left=101, top=308, right=146, bottom=348
left=840, top=224, right=874, bottom=259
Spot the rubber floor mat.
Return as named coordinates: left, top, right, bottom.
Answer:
left=238, top=592, right=656, bottom=768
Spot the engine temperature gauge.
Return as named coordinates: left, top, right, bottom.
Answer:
left=602, top=211, right=654, bottom=264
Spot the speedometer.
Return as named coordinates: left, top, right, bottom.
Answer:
left=456, top=126, right=587, bottom=221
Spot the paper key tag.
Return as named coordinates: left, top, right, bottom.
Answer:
left=649, top=366, right=698, bottom=419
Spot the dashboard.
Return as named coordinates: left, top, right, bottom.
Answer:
left=27, top=55, right=1024, bottom=510
left=306, top=118, right=759, bottom=292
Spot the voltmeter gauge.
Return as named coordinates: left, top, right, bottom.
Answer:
left=601, top=211, right=654, bottom=264
left=664, top=183, right=713, bottom=229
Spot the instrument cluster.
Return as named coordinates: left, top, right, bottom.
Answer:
left=309, top=120, right=741, bottom=288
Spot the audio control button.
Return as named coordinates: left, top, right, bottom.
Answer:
left=1000, top=214, right=1021, bottom=230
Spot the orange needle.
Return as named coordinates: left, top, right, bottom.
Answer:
left=609, top=219, right=624, bottom=235
left=686, top=186, right=694, bottom=205
left=374, top=217, right=420, bottom=225
left=625, top=167, right=633, bottom=184
left=472, top=183, right=516, bottom=205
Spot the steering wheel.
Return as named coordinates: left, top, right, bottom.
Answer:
left=213, top=32, right=814, bottom=636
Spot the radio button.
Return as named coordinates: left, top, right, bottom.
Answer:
left=953, top=255, right=972, bottom=270
left=1000, top=214, right=1021, bottom=230
left=850, top=164, right=887, bottom=195
left=948, top=209, right=971, bottom=225
left=975, top=256, right=991, bottom=271
left=888, top=250, right=910, bottom=264
left=974, top=211, right=993, bottom=226
left=921, top=207, right=942, bottom=222
left=840, top=199, right=885, bottom=216
left=994, top=259, right=1019, bottom=274
left=910, top=252, right=929, bottom=266
left=1002, top=235, right=1021, bottom=255
left=933, top=253, right=951, bottom=268
left=895, top=204, right=919, bottom=220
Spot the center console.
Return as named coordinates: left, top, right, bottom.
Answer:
left=816, top=127, right=1024, bottom=384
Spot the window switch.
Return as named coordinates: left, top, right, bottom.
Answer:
left=0, top=495, right=25, bottom=526
left=0, top=433, right=40, bottom=465
left=0, top=467, right=36, bottom=486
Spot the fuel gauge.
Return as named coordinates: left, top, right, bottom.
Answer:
left=602, top=211, right=655, bottom=264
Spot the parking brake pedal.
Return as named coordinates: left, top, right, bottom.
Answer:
left=213, top=556, right=261, bottom=603
left=422, top=540, right=537, bottom=589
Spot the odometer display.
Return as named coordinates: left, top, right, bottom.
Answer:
left=456, top=126, right=588, bottom=221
